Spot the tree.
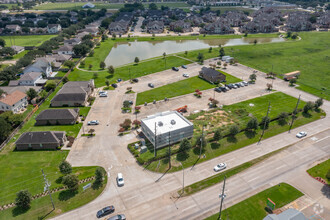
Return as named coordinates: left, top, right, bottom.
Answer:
left=213, top=129, right=222, bottom=141
left=93, top=72, right=98, bottom=79
left=120, top=119, right=132, bottom=130
left=219, top=47, right=225, bottom=58
left=89, top=64, right=93, bottom=70
left=59, top=160, right=72, bottom=175
left=105, top=80, right=110, bottom=87
left=289, top=78, right=296, bottom=86
left=0, top=38, right=5, bottom=47
left=62, top=174, right=79, bottom=192
left=100, top=61, right=106, bottom=69
left=244, top=31, right=248, bottom=37
left=134, top=57, right=139, bottom=64
left=63, top=60, right=75, bottom=69
left=112, top=33, right=116, bottom=39
left=254, top=39, right=258, bottom=45
left=266, top=83, right=273, bottom=91
left=197, top=52, right=204, bottom=63
left=208, top=47, right=212, bottom=53
left=26, top=88, right=37, bottom=102
left=314, top=98, right=323, bottom=109
left=184, top=51, right=188, bottom=56
left=108, top=65, right=115, bottom=74
left=278, top=112, right=289, bottom=125
left=45, top=81, right=56, bottom=92
left=62, top=76, right=69, bottom=84
left=149, top=2, right=158, bottom=10
left=0, top=117, right=11, bottom=142
left=229, top=125, right=240, bottom=136
left=88, top=128, right=95, bottom=136
left=260, top=116, right=270, bottom=129
left=15, top=190, right=31, bottom=209
left=95, top=167, right=105, bottom=183
left=73, top=44, right=90, bottom=57
left=246, top=117, right=258, bottom=130
left=179, top=138, right=191, bottom=151
left=303, top=101, right=314, bottom=114
left=195, top=135, right=207, bottom=148
left=249, top=73, right=257, bottom=82
left=286, top=31, right=292, bottom=38
left=163, top=52, right=166, bottom=59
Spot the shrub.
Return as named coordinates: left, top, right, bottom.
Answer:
left=62, top=174, right=79, bottom=192
left=303, top=101, right=314, bottom=114
left=59, top=160, right=72, bottom=175
left=229, top=125, right=240, bottom=136
left=260, top=116, right=270, bottom=129
left=15, top=190, right=32, bottom=209
left=137, top=157, right=145, bottom=165
left=213, top=129, right=222, bottom=141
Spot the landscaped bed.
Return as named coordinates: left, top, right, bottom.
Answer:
left=307, top=159, right=330, bottom=184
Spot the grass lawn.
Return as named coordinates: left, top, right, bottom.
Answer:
left=224, top=32, right=330, bottom=100
left=179, top=146, right=289, bottom=195
left=136, top=71, right=241, bottom=105
left=70, top=55, right=192, bottom=87
left=2, top=35, right=57, bottom=47
left=205, top=183, right=303, bottom=220
left=307, top=159, right=330, bottom=184
left=0, top=176, right=107, bottom=219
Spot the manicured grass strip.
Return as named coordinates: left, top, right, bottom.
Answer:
left=179, top=146, right=289, bottom=196
left=205, top=183, right=303, bottom=220
left=3, top=35, right=57, bottom=47
left=69, top=55, right=192, bottom=87
left=136, top=76, right=216, bottom=105
left=307, top=159, right=330, bottom=184
left=219, top=70, right=242, bottom=84
left=0, top=177, right=107, bottom=219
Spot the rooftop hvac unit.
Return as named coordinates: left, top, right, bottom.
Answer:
left=158, top=121, right=163, bottom=126
left=170, top=120, right=176, bottom=125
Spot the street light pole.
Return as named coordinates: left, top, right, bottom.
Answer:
left=218, top=176, right=226, bottom=220
left=180, top=162, right=184, bottom=195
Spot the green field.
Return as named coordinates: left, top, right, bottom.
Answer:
left=224, top=32, right=330, bottom=100
left=70, top=55, right=192, bottom=87
left=307, top=159, right=330, bottom=184
left=205, top=183, right=303, bottom=220
left=136, top=72, right=241, bottom=105
left=2, top=35, right=57, bottom=47
left=0, top=175, right=107, bottom=219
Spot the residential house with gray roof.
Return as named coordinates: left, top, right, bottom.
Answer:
left=23, top=59, right=52, bottom=77
left=35, top=108, right=79, bottom=125
left=15, top=131, right=67, bottom=150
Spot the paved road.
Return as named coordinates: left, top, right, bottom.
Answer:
left=54, top=60, right=330, bottom=220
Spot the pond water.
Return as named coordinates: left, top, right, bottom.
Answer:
left=105, top=37, right=285, bottom=67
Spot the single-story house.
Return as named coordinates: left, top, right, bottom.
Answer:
left=11, top=45, right=25, bottom=54
left=15, top=131, right=67, bottom=150
left=47, top=24, right=62, bottom=34
left=35, top=108, right=79, bottom=125
left=23, top=59, right=52, bottom=77
left=199, top=67, right=226, bottom=84
left=51, top=80, right=94, bottom=107
left=0, top=90, right=28, bottom=113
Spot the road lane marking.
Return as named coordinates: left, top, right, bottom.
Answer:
left=315, top=136, right=330, bottom=143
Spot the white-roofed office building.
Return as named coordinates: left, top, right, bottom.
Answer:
left=141, top=111, right=194, bottom=148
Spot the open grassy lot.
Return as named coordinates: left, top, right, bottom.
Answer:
left=136, top=71, right=241, bottom=105
left=224, top=32, right=330, bottom=100
left=134, top=92, right=325, bottom=173
left=211, top=6, right=255, bottom=14
left=70, top=55, right=192, bottom=87
left=307, top=159, right=330, bottom=184
left=2, top=35, right=57, bottom=47
left=0, top=175, right=107, bottom=219
left=205, top=183, right=303, bottom=220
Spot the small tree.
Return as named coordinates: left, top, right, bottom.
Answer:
left=249, top=73, right=257, bottom=82
left=303, top=101, right=314, bottom=114
left=223, top=63, right=228, bottom=69
left=179, top=138, right=191, bottom=151
left=314, top=98, right=323, bottom=109
left=163, top=52, right=166, bottom=58
left=89, top=64, right=93, bottom=70
left=99, top=61, right=106, bottom=69
left=289, top=78, right=296, bottom=86
left=120, top=119, right=132, bottom=130
left=134, top=57, right=139, bottom=64
left=246, top=117, right=258, bottom=130
left=112, top=33, right=116, bottom=39
left=278, top=112, right=289, bottom=125
left=195, top=135, right=207, bottom=148
left=64, top=60, right=75, bottom=69
left=93, top=72, right=98, bottom=79
left=254, top=39, right=257, bottom=45
left=62, top=76, right=69, bottom=84
left=132, top=120, right=141, bottom=128
left=89, top=128, right=95, bottom=136
left=26, top=88, right=37, bottom=102
left=108, top=65, right=115, bottom=74
left=260, top=116, right=270, bottom=129
left=59, top=160, right=72, bottom=175
left=229, top=125, right=240, bottom=136
left=211, top=99, right=219, bottom=107
left=94, top=167, right=105, bottom=184
left=15, top=190, right=31, bottom=209
left=219, top=47, right=225, bottom=58
left=105, top=80, right=110, bottom=87
left=286, top=31, right=292, bottom=38
left=197, top=53, right=204, bottom=63
left=184, top=51, right=188, bottom=56
left=266, top=83, right=273, bottom=91
left=208, top=47, right=212, bottom=53
left=45, top=81, right=56, bottom=92
left=62, top=174, right=79, bottom=192
left=213, top=129, right=222, bottom=141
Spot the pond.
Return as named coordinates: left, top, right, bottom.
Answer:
left=105, top=37, right=285, bottom=67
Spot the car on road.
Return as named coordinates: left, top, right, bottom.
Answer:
left=183, top=73, right=189, bottom=78
left=242, top=81, right=249, bottom=86
left=96, top=206, right=115, bottom=218
left=132, top=78, right=139, bottom=83
left=87, top=120, right=99, bottom=125
left=117, top=173, right=124, bottom=186
left=172, top=67, right=179, bottom=71
left=107, top=214, right=126, bottom=220
left=99, top=92, right=108, bottom=97
left=148, top=83, right=154, bottom=88
left=111, top=83, right=117, bottom=88
left=117, top=78, right=122, bottom=82
left=296, top=131, right=307, bottom=138
left=214, top=163, right=227, bottom=172
left=181, top=65, right=187, bottom=69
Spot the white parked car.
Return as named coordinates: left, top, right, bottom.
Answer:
left=183, top=73, right=189, bottom=78
left=117, top=173, right=124, bottom=186
left=87, top=120, right=99, bottom=125
left=296, top=131, right=307, bottom=138
left=242, top=81, right=249, bottom=86
left=99, top=92, right=108, bottom=97
left=214, top=163, right=227, bottom=172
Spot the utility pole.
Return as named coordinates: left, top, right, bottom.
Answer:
left=258, top=102, right=271, bottom=144
left=154, top=122, right=157, bottom=157
left=180, top=162, right=184, bottom=196
left=199, top=125, right=204, bottom=158
left=168, top=131, right=171, bottom=169
left=218, top=176, right=226, bottom=220
left=289, top=95, right=301, bottom=133
left=41, top=169, right=55, bottom=210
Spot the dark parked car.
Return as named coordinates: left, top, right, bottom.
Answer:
left=226, top=84, right=233, bottom=89
left=107, top=214, right=126, bottom=220
left=235, top=83, right=241, bottom=88
left=117, top=78, right=122, bottom=82
left=97, top=206, right=115, bottom=218
left=111, top=83, right=118, bottom=88
left=181, top=65, right=187, bottom=69
left=220, top=86, right=227, bottom=92
left=132, top=78, right=139, bottom=83
left=148, top=83, right=154, bottom=88
left=214, top=87, right=221, bottom=93
left=172, top=67, right=179, bottom=71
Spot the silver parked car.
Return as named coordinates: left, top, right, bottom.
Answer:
left=108, top=214, right=126, bottom=220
